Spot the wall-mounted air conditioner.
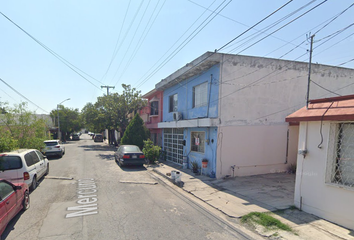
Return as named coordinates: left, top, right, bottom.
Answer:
left=173, top=112, right=182, bottom=121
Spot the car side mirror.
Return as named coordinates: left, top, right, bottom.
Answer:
left=14, top=185, right=22, bottom=190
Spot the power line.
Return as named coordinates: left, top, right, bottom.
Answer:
left=0, top=77, right=49, bottom=113
left=156, top=0, right=295, bottom=95
left=113, top=0, right=166, bottom=87
left=0, top=11, right=104, bottom=91
left=101, top=1, right=132, bottom=82
left=134, top=0, right=233, bottom=89
left=231, top=0, right=329, bottom=55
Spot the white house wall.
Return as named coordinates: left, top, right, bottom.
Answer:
left=295, top=121, right=354, bottom=230
left=216, top=54, right=354, bottom=178
left=216, top=124, right=295, bottom=178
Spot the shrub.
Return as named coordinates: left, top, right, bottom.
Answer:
left=0, top=129, right=18, bottom=152
left=143, top=139, right=161, bottom=164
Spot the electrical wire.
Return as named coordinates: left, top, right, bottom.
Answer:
left=0, top=77, right=49, bottom=113
left=150, top=0, right=300, bottom=95
left=0, top=11, right=104, bottom=91
left=135, top=0, right=232, bottom=89
left=231, top=0, right=329, bottom=55
left=113, top=0, right=165, bottom=87
left=111, top=0, right=150, bottom=86
left=188, top=0, right=306, bottom=51
left=101, top=1, right=132, bottom=82
left=133, top=0, right=217, bottom=89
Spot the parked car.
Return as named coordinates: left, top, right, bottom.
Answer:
left=71, top=133, right=80, bottom=141
left=0, top=179, right=30, bottom=236
left=114, top=145, right=146, bottom=167
left=42, top=140, right=65, bottom=158
left=94, top=134, right=103, bottom=142
left=0, top=149, right=49, bottom=191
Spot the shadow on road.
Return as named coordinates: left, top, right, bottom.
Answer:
left=116, top=162, right=147, bottom=172
left=79, top=144, right=116, bottom=152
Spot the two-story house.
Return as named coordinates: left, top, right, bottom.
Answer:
left=155, top=51, right=354, bottom=179
left=140, top=89, right=163, bottom=147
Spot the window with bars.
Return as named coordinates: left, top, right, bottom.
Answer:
left=328, top=123, right=354, bottom=188
left=169, top=94, right=178, bottom=112
left=193, top=82, right=208, bottom=108
left=191, top=131, right=205, bottom=153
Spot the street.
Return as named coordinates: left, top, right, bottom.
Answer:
left=2, top=134, right=251, bottom=240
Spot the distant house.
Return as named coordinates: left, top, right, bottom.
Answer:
left=154, top=51, right=354, bottom=179
left=286, top=95, right=354, bottom=231
left=140, top=89, right=163, bottom=146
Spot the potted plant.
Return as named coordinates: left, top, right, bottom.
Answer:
left=191, top=161, right=199, bottom=173
left=202, top=158, right=208, bottom=168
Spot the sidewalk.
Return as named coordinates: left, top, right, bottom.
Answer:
left=147, top=161, right=354, bottom=240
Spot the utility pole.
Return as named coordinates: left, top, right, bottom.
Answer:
left=101, top=85, right=115, bottom=95
left=306, top=34, right=315, bottom=109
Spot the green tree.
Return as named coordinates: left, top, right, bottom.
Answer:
left=50, top=106, right=82, bottom=141
left=120, top=114, right=147, bottom=149
left=81, top=84, right=146, bottom=144
left=0, top=102, right=50, bottom=151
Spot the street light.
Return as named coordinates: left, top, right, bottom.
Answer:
left=57, top=98, right=70, bottom=141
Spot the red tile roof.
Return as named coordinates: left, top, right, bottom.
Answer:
left=286, top=95, right=354, bottom=123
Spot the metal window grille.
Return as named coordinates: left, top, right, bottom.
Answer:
left=331, top=123, right=354, bottom=187
left=163, top=128, right=184, bottom=164
left=191, top=131, right=205, bottom=153
left=193, top=82, right=208, bottom=108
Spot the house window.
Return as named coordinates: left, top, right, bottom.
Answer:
left=328, top=123, right=354, bottom=188
left=191, top=131, right=205, bottom=153
left=169, top=94, right=178, bottom=112
left=193, top=82, right=208, bottom=108
left=150, top=101, right=158, bottom=116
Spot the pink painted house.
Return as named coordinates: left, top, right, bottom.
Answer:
left=140, top=89, right=163, bottom=147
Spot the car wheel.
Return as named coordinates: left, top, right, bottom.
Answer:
left=45, top=165, right=49, bottom=176
left=22, top=190, right=30, bottom=211
left=30, top=176, right=37, bottom=191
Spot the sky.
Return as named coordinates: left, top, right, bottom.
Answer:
left=0, top=0, right=353, bottom=114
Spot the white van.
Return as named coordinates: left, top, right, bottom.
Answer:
left=0, top=149, right=49, bottom=191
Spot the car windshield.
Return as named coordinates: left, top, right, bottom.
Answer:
left=123, top=146, right=140, bottom=152
left=45, top=142, right=58, bottom=146
left=0, top=156, right=23, bottom=171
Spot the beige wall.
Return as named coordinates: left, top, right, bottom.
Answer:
left=216, top=124, right=298, bottom=178
left=215, top=54, right=354, bottom=178
left=295, top=121, right=354, bottom=230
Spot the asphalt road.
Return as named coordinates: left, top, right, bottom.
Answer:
left=2, top=134, right=251, bottom=240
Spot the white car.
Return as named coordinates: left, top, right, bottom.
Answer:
left=0, top=149, right=49, bottom=191
left=42, top=140, right=65, bottom=157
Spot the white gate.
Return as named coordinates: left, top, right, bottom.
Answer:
left=163, top=128, right=184, bottom=165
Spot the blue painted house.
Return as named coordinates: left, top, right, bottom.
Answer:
left=155, top=52, right=354, bottom=179
left=156, top=53, right=220, bottom=177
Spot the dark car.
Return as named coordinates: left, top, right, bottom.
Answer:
left=0, top=179, right=30, bottom=236
left=71, top=134, right=80, bottom=141
left=114, top=145, right=146, bottom=167
left=94, top=134, right=103, bottom=142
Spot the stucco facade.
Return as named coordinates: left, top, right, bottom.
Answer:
left=155, top=51, right=354, bottom=179
left=286, top=96, right=354, bottom=230
left=216, top=53, right=354, bottom=179
left=140, top=90, right=163, bottom=147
